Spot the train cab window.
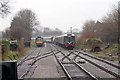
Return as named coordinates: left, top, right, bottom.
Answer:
left=36, top=38, right=44, bottom=41
left=64, top=36, right=75, bottom=42
left=64, top=36, right=67, bottom=41
left=72, top=36, right=75, bottom=42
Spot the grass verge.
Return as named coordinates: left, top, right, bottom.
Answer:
left=3, top=48, right=32, bottom=61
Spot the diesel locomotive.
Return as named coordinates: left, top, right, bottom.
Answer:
left=35, top=36, right=44, bottom=47
left=54, top=33, right=75, bottom=50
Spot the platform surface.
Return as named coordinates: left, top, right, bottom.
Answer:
left=31, top=45, right=61, bottom=79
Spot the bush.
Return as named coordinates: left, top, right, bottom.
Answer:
left=85, top=38, right=104, bottom=48
left=2, top=40, right=10, bottom=54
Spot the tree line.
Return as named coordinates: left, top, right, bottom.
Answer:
left=78, top=5, right=119, bottom=44
left=0, top=0, right=40, bottom=41
left=1, top=1, right=119, bottom=45
left=3, top=9, right=39, bottom=42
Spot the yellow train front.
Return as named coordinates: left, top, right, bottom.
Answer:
left=35, top=36, right=44, bottom=47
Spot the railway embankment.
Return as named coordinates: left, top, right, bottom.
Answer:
left=77, top=43, right=119, bottom=63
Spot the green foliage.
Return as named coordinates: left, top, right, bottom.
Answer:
left=4, top=51, right=19, bottom=60
left=84, top=38, right=104, bottom=48
left=85, top=38, right=103, bottom=45
left=3, top=47, right=31, bottom=61
left=2, top=40, right=10, bottom=53
left=91, top=44, right=119, bottom=62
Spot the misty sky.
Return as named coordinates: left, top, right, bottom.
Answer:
left=0, top=0, right=119, bottom=32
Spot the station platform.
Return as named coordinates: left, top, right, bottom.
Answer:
left=29, top=45, right=65, bottom=79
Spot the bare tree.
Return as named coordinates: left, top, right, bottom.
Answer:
left=102, top=5, right=118, bottom=23
left=0, top=0, right=10, bottom=17
left=10, top=9, right=39, bottom=41
left=80, top=5, right=118, bottom=44
left=32, top=27, right=43, bottom=38
left=2, top=28, right=10, bottom=39
left=81, top=20, right=96, bottom=40
left=43, top=27, right=62, bottom=37
left=100, top=5, right=118, bottom=43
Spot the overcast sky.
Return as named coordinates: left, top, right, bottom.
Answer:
left=0, top=0, right=119, bottom=32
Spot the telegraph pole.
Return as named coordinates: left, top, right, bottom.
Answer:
left=70, top=27, right=72, bottom=33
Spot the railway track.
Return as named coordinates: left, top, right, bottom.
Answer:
left=17, top=48, right=42, bottom=79
left=71, top=50, right=120, bottom=79
left=17, top=48, right=37, bottom=66
left=17, top=43, right=120, bottom=80
left=51, top=44, right=120, bottom=80
left=50, top=44, right=98, bottom=80
left=75, top=50, right=120, bottom=69
left=17, top=47, right=60, bottom=79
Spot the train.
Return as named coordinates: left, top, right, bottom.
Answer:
left=35, top=36, right=45, bottom=47
left=54, top=33, right=75, bottom=50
